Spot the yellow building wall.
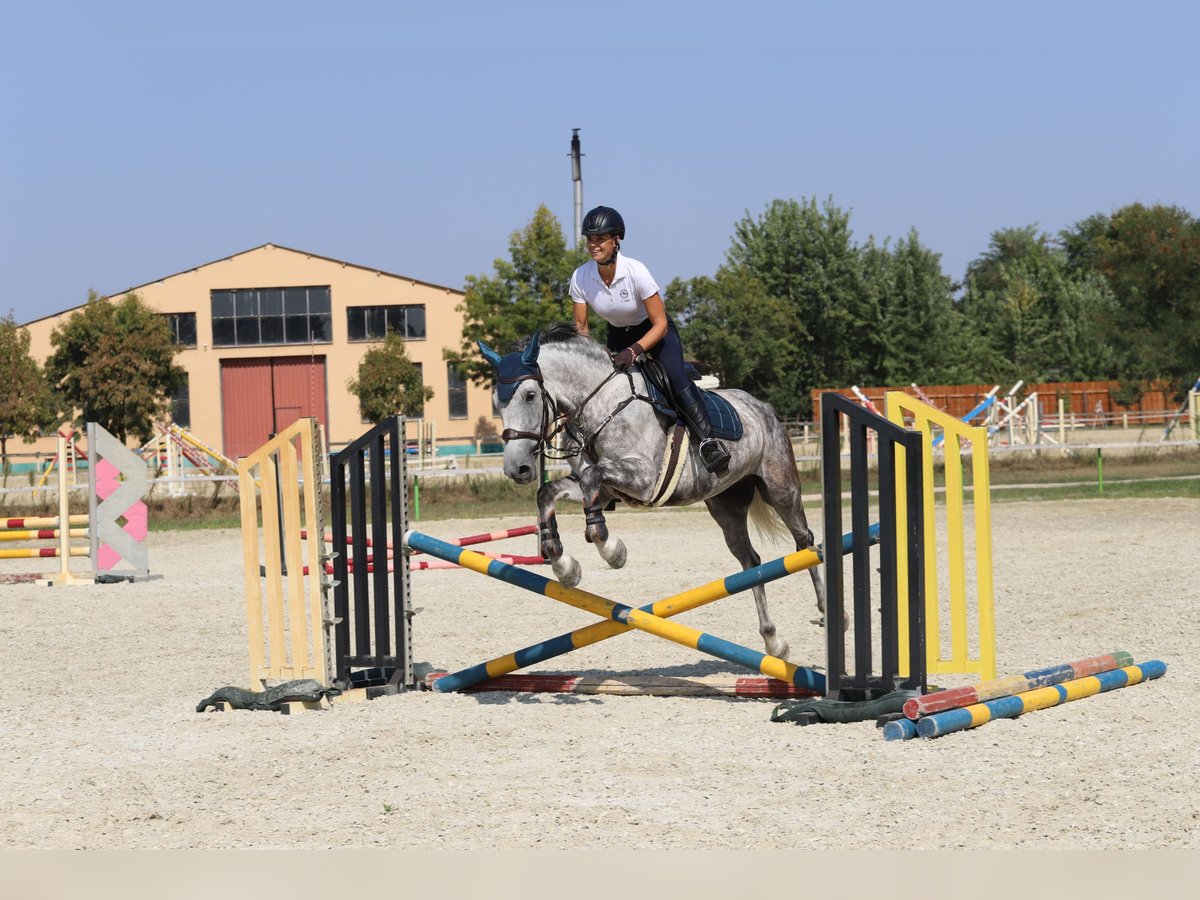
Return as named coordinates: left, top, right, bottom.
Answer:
left=17, top=244, right=498, bottom=456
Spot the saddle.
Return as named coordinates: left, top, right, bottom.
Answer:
left=635, top=357, right=743, bottom=440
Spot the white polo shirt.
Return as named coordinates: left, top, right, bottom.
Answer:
left=569, top=253, right=661, bottom=328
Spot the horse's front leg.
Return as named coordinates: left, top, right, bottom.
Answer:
left=536, top=475, right=584, bottom=587
left=577, top=467, right=627, bottom=570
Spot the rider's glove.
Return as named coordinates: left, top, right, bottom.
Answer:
left=611, top=342, right=644, bottom=370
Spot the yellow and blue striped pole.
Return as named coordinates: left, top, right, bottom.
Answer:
left=912, top=660, right=1167, bottom=739
left=403, top=530, right=845, bottom=694
left=430, top=525, right=876, bottom=693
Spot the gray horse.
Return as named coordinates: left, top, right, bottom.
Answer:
left=478, top=323, right=827, bottom=661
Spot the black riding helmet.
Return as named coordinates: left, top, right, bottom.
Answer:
left=581, top=206, right=625, bottom=239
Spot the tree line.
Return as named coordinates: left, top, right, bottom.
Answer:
left=3, top=196, right=1196, bottom=465
left=448, top=199, right=1199, bottom=419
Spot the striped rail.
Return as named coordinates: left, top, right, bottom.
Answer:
left=404, top=529, right=860, bottom=695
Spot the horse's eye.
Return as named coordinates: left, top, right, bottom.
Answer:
left=524, top=389, right=537, bottom=402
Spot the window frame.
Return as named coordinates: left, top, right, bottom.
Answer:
left=210, top=286, right=333, bottom=348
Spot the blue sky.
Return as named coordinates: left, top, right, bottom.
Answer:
left=3, top=1, right=1197, bottom=325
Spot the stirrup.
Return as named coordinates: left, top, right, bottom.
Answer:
left=698, top=438, right=731, bottom=473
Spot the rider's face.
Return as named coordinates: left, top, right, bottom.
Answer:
left=586, top=233, right=616, bottom=263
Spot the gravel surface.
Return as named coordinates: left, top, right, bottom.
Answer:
left=1, top=497, right=1196, bottom=849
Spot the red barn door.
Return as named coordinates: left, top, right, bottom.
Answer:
left=221, top=357, right=328, bottom=459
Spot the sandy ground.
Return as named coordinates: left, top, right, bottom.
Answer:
left=1, top=497, right=1197, bottom=850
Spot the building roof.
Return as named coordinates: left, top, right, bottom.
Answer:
left=20, top=242, right=465, bottom=327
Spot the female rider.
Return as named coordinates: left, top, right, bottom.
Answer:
left=568, top=205, right=730, bottom=473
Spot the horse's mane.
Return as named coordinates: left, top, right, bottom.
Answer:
left=540, top=322, right=611, bottom=366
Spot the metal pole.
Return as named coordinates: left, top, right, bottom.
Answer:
left=570, top=129, right=583, bottom=249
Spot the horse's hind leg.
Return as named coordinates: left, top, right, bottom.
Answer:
left=757, top=461, right=839, bottom=630
left=705, top=481, right=789, bottom=661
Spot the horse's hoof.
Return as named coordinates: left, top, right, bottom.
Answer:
left=765, top=638, right=790, bottom=661
left=554, top=557, right=582, bottom=588
left=584, top=523, right=609, bottom=545
left=602, top=540, right=627, bottom=569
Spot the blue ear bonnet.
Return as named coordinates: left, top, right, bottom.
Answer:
left=478, top=334, right=542, bottom=404
left=493, top=353, right=541, bottom=403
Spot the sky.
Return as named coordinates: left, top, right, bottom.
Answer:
left=3, top=1, right=1197, bottom=325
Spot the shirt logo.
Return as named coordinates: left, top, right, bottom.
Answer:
left=619, top=288, right=630, bottom=301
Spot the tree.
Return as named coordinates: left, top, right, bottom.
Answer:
left=347, top=332, right=434, bottom=422
left=446, top=205, right=590, bottom=387
left=667, top=269, right=797, bottom=415
left=0, top=315, right=59, bottom=469
left=724, top=197, right=881, bottom=416
left=45, top=291, right=185, bottom=444
left=867, top=230, right=978, bottom=386
left=1060, top=203, right=1200, bottom=394
left=958, top=226, right=1118, bottom=384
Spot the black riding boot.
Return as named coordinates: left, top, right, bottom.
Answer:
left=676, top=382, right=731, bottom=473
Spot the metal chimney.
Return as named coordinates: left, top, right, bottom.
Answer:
left=570, top=129, right=583, bottom=249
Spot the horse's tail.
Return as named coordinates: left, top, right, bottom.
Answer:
left=748, top=489, right=791, bottom=546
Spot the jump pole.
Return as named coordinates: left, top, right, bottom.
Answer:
left=911, top=660, right=1167, bottom=739
left=883, top=650, right=1136, bottom=740
left=901, top=650, right=1134, bottom=720
left=430, top=525, right=877, bottom=693
left=403, top=531, right=826, bottom=692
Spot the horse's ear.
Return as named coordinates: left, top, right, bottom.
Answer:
left=521, top=332, right=541, bottom=366
left=477, top=340, right=503, bottom=370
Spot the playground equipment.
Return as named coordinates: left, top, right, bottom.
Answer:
left=1, top=425, right=150, bottom=585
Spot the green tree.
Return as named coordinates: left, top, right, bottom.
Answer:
left=347, top=331, right=434, bottom=421
left=1060, top=203, right=1200, bottom=393
left=45, top=291, right=185, bottom=444
left=446, top=204, right=590, bottom=387
left=724, top=197, right=881, bottom=416
left=866, top=230, right=977, bottom=385
left=666, top=269, right=796, bottom=414
left=958, top=226, right=1117, bottom=384
left=0, top=315, right=59, bottom=469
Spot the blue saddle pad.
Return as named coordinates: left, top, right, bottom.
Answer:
left=642, top=376, right=743, bottom=441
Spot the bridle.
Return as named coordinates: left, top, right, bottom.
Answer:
left=497, top=368, right=560, bottom=448
left=497, top=363, right=654, bottom=463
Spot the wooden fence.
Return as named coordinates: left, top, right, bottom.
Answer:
left=811, top=381, right=1179, bottom=426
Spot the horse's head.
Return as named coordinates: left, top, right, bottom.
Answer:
left=478, top=333, right=544, bottom=485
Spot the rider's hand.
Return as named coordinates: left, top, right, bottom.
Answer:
left=611, top=342, right=644, bottom=370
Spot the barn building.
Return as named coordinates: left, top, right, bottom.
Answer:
left=16, top=243, right=497, bottom=460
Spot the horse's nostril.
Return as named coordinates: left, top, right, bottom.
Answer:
left=517, top=465, right=532, bottom=480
